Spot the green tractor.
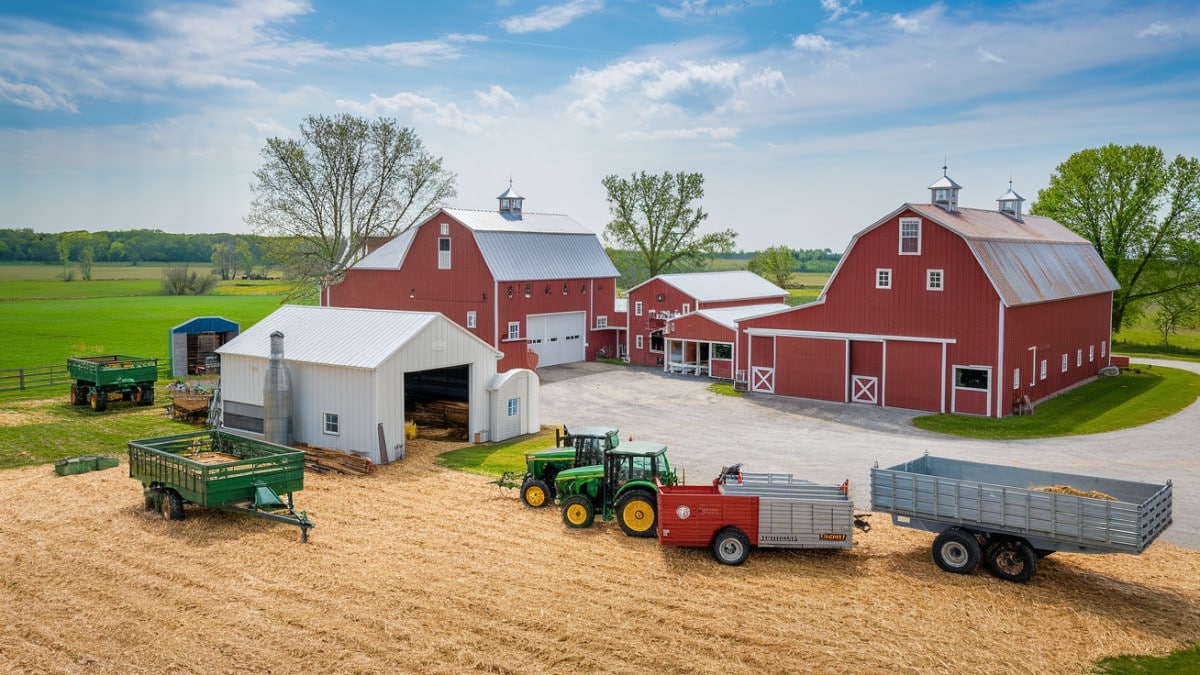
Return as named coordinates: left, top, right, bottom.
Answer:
left=512, top=426, right=621, bottom=508
left=555, top=441, right=677, bottom=537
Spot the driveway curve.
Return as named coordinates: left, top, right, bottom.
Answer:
left=538, top=358, right=1199, bottom=549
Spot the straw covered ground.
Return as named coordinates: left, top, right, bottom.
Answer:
left=1, top=439, right=1198, bottom=674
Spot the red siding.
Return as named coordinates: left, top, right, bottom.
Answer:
left=626, top=279, right=696, bottom=366
left=772, top=337, right=846, bottom=401
left=885, top=341, right=944, bottom=412
left=667, top=314, right=735, bottom=345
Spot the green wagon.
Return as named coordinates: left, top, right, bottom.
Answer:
left=128, top=430, right=314, bottom=542
left=68, top=354, right=158, bottom=411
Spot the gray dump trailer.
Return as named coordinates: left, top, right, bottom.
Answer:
left=871, top=455, right=1172, bottom=582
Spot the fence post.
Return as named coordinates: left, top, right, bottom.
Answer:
left=19, top=368, right=24, bottom=391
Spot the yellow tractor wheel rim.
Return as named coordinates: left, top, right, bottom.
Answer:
left=566, top=503, right=588, bottom=525
left=622, top=500, right=653, bottom=532
left=525, top=486, right=546, bottom=507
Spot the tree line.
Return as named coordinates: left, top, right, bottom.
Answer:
left=0, top=228, right=274, bottom=268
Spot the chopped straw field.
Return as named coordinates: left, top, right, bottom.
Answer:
left=1, top=439, right=1198, bottom=674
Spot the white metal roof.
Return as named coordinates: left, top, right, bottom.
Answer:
left=474, top=231, right=618, bottom=281
left=216, top=305, right=498, bottom=369
left=630, top=270, right=787, bottom=303
left=352, top=229, right=417, bottom=269
left=684, top=303, right=792, bottom=330
left=443, top=207, right=593, bottom=234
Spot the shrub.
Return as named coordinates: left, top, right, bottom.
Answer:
left=161, top=265, right=218, bottom=295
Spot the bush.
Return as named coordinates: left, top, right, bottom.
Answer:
left=161, top=265, right=218, bottom=295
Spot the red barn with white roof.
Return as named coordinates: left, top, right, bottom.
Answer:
left=735, top=173, right=1119, bottom=417
left=327, top=187, right=620, bottom=372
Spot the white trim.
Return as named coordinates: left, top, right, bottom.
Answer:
left=1029, top=346, right=1037, bottom=387
left=634, top=301, right=643, bottom=316
left=951, top=365, right=993, bottom=417
left=744, top=327, right=955, bottom=345
left=996, top=302, right=1005, bottom=417
left=437, top=236, right=451, bottom=270
left=466, top=310, right=477, bottom=329
left=636, top=334, right=644, bottom=350
left=875, top=268, right=892, bottom=289
left=507, top=321, right=521, bottom=341
left=1061, top=353, right=1068, bottom=373
left=926, top=269, right=943, bottom=291
left=323, top=411, right=340, bottom=436
left=851, top=375, right=878, bottom=404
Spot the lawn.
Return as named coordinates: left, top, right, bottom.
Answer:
left=437, top=426, right=559, bottom=477
left=913, top=365, right=1200, bottom=439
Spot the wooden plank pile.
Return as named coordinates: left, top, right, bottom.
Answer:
left=407, top=400, right=469, bottom=438
left=294, top=442, right=375, bottom=476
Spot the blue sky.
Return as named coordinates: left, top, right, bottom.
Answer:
left=2, top=0, right=1198, bottom=250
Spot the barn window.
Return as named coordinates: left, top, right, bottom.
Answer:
left=507, top=286, right=513, bottom=299
left=581, top=284, right=587, bottom=295
left=876, top=268, right=892, bottom=289
left=682, top=303, right=691, bottom=314
left=438, top=237, right=451, bottom=269
left=1061, top=354, right=1068, bottom=372
left=636, top=334, right=644, bottom=350
left=467, top=311, right=477, bottom=329
left=927, top=269, right=943, bottom=291
left=563, top=283, right=569, bottom=295
left=507, top=322, right=521, bottom=340
left=1077, top=349, right=1082, bottom=367
left=439, top=222, right=449, bottom=235
left=1013, top=368, right=1020, bottom=390
left=650, top=331, right=664, bottom=353
left=899, top=218, right=921, bottom=255
left=1040, top=359, right=1048, bottom=380
left=1089, top=345, right=1095, bottom=362
left=713, top=343, right=732, bottom=359
left=596, top=315, right=608, bottom=328
left=323, top=412, right=340, bottom=435
left=545, top=284, right=551, bottom=295
left=507, top=398, right=519, bottom=417
left=954, top=367, right=989, bottom=391
left=524, top=284, right=532, bottom=298
left=1101, top=340, right=1106, bottom=357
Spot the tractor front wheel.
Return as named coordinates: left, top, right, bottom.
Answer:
left=615, top=490, right=657, bottom=538
left=521, top=478, right=552, bottom=508
left=561, top=495, right=595, bottom=529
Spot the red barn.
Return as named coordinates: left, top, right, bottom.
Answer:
left=735, top=174, right=1119, bottom=417
left=326, top=187, right=620, bottom=372
left=624, top=271, right=787, bottom=377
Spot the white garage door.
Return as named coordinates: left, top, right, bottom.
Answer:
left=527, top=311, right=586, bottom=367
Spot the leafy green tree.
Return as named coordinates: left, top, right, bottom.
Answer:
left=246, top=114, right=457, bottom=296
left=56, top=231, right=107, bottom=281
left=748, top=245, right=795, bottom=288
left=210, top=241, right=240, bottom=281
left=1032, top=144, right=1200, bottom=330
left=235, top=239, right=255, bottom=278
left=601, top=171, right=737, bottom=278
left=1152, top=285, right=1200, bottom=345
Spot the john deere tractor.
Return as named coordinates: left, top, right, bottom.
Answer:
left=513, top=426, right=620, bottom=508
left=555, top=441, right=677, bottom=537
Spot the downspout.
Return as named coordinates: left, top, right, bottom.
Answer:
left=995, top=301, right=1005, bottom=418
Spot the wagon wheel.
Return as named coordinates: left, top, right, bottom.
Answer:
left=521, top=479, right=551, bottom=508
left=711, top=527, right=751, bottom=565
left=561, top=495, right=595, bottom=529
left=143, top=490, right=161, bottom=511
left=931, top=529, right=981, bottom=574
left=142, top=387, right=155, bottom=406
left=983, top=538, right=1038, bottom=583
left=70, top=384, right=87, bottom=406
left=614, top=490, right=658, bottom=537
left=159, top=490, right=185, bottom=521
left=89, top=389, right=107, bottom=412
left=133, top=387, right=143, bottom=404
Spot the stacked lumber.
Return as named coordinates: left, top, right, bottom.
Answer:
left=293, top=442, right=375, bottom=476
left=407, top=400, right=469, bottom=432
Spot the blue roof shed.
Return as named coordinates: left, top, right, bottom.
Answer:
left=170, top=316, right=239, bottom=377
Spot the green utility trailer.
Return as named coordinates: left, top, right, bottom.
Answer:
left=128, top=430, right=314, bottom=542
left=68, top=354, right=158, bottom=411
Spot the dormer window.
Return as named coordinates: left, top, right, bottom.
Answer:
left=497, top=182, right=524, bottom=217
left=927, top=166, right=961, bottom=213
left=899, top=218, right=921, bottom=255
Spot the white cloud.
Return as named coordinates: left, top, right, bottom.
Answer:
left=793, top=34, right=835, bottom=53
left=618, top=126, right=740, bottom=141
left=502, top=0, right=603, bottom=34
left=1137, top=22, right=1181, bottom=39
left=336, top=92, right=500, bottom=134
left=977, top=46, right=1005, bottom=64
left=821, top=0, right=861, bottom=21
left=0, top=76, right=77, bottom=112
left=476, top=85, right=517, bottom=110
left=890, top=13, right=925, bottom=34
left=657, top=0, right=755, bottom=20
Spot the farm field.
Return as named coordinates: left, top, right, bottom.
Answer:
left=0, top=438, right=1197, bottom=674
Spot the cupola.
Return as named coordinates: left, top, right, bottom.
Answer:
left=497, top=180, right=523, bottom=218
left=996, top=180, right=1025, bottom=222
left=927, top=165, right=961, bottom=213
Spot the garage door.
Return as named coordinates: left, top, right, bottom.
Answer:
left=527, top=312, right=586, bottom=367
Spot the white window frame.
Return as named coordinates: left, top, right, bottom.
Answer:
left=323, top=412, right=340, bottom=436
left=1101, top=340, right=1107, bottom=357
left=876, top=268, right=892, bottom=289
left=466, top=311, right=477, bottom=329
left=1040, top=359, right=1048, bottom=380
left=1012, top=368, right=1020, bottom=390
left=953, top=366, right=990, bottom=392
left=634, top=301, right=643, bottom=316
left=438, top=237, right=451, bottom=270
left=926, top=269, right=943, bottom=291
left=1077, top=349, right=1082, bottom=367
left=596, top=315, right=608, bottom=328
left=682, top=303, right=691, bottom=314
left=507, top=398, right=519, bottom=417
left=1061, top=354, right=1068, bottom=372
left=899, top=218, right=921, bottom=255
left=439, top=222, right=449, bottom=235
left=636, top=334, right=644, bottom=350
left=507, top=321, right=521, bottom=341
left=1089, top=345, right=1095, bottom=362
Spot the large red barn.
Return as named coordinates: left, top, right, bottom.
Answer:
left=735, top=174, right=1119, bottom=417
left=326, top=187, right=620, bottom=372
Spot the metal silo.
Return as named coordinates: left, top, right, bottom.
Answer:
left=263, top=331, right=293, bottom=446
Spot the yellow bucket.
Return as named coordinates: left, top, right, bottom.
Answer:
left=404, top=420, right=417, bottom=439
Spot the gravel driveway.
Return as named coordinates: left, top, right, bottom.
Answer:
left=538, top=358, right=1198, bottom=549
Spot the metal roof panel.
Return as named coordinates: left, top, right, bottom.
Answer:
left=474, top=231, right=619, bottom=281
left=649, top=271, right=788, bottom=303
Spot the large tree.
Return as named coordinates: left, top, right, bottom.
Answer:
left=246, top=114, right=457, bottom=295
left=601, top=171, right=737, bottom=278
left=748, top=245, right=795, bottom=288
left=1032, top=144, right=1200, bottom=331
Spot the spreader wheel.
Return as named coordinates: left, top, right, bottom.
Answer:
left=931, top=528, right=981, bottom=574
left=614, top=490, right=658, bottom=537
left=160, top=490, right=185, bottom=521
left=711, top=527, right=751, bottom=565
left=984, top=538, right=1038, bottom=583
left=521, top=478, right=551, bottom=508
left=561, top=495, right=594, bottom=529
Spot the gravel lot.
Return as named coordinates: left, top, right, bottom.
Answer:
left=538, top=358, right=1199, bottom=549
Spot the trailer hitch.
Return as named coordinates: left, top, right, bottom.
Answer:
left=853, top=514, right=872, bottom=533
left=487, top=471, right=525, bottom=492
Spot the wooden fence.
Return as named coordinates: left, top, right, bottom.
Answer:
left=0, top=361, right=172, bottom=393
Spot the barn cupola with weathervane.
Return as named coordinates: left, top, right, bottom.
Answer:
left=996, top=180, right=1025, bottom=222
left=927, top=165, right=962, bottom=213
left=497, top=180, right=524, bottom=219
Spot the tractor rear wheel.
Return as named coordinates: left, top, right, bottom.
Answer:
left=615, top=490, right=657, bottom=537
left=160, top=490, right=185, bottom=521
left=984, top=538, right=1038, bottom=583
left=931, top=528, right=981, bottom=574
left=561, top=495, right=594, bottom=529
left=521, top=478, right=551, bottom=508
left=711, top=527, right=751, bottom=565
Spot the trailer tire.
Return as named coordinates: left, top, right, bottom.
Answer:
left=615, top=490, right=658, bottom=537
left=984, top=538, right=1038, bottom=583
left=89, top=389, right=107, bottom=412
left=711, top=527, right=751, bottom=566
left=144, top=490, right=160, bottom=511
left=71, top=384, right=88, bottom=406
left=561, top=495, right=594, bottom=529
left=932, top=529, right=981, bottom=574
left=520, top=479, right=552, bottom=508
left=141, top=386, right=155, bottom=406
left=160, top=490, right=185, bottom=521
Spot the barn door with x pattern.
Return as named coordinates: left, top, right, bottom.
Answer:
left=851, top=375, right=878, bottom=404
left=751, top=366, right=775, bottom=393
